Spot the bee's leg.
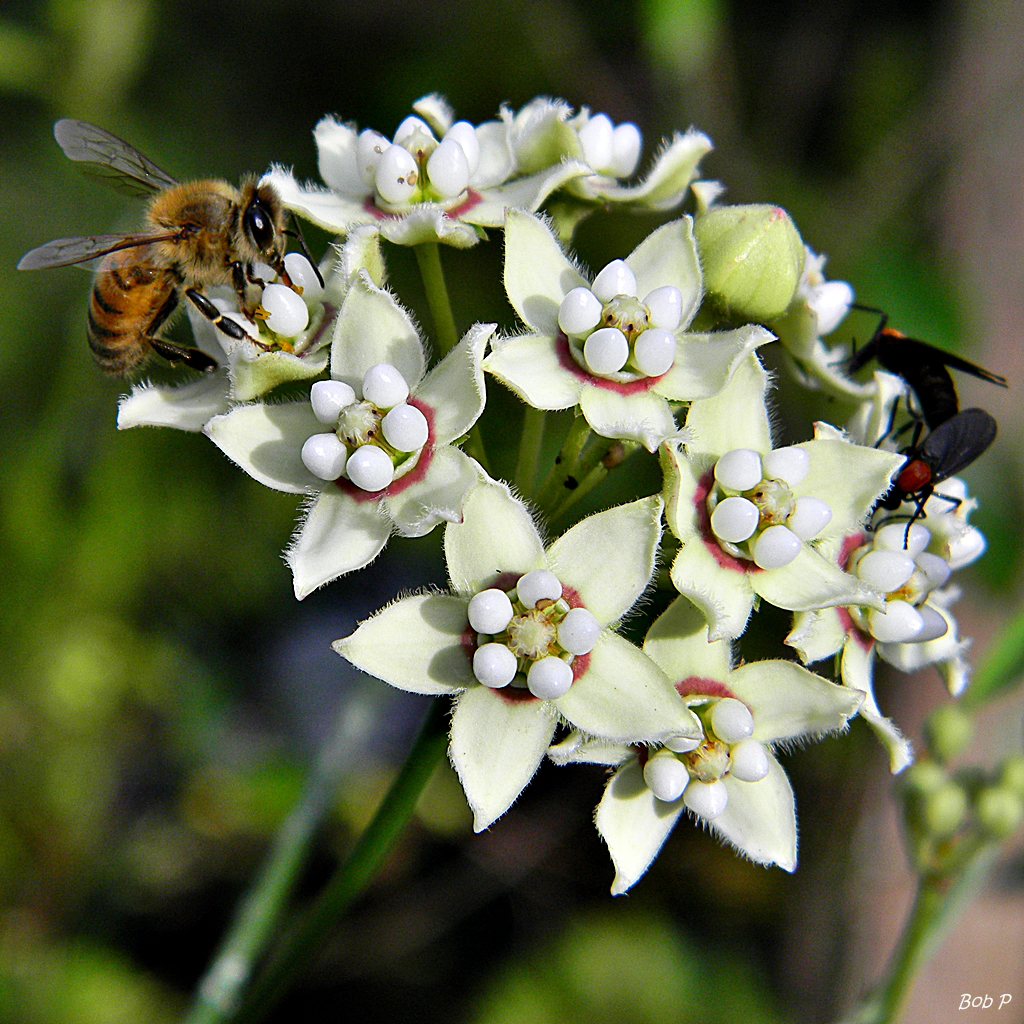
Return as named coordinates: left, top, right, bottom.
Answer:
left=185, top=287, right=256, bottom=343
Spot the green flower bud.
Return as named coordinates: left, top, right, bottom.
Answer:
left=694, top=204, right=805, bottom=322
left=998, top=754, right=1024, bottom=798
left=975, top=786, right=1024, bottom=839
left=923, top=781, right=968, bottom=838
left=905, top=760, right=946, bottom=796
left=924, top=704, right=973, bottom=763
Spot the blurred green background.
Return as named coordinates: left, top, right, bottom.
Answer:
left=2, top=0, right=1023, bottom=1021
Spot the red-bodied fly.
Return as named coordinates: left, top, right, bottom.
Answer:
left=876, top=407, right=997, bottom=545
left=849, top=308, right=1006, bottom=431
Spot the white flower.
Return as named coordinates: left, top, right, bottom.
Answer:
left=334, top=477, right=701, bottom=832
left=264, top=95, right=591, bottom=248
left=204, top=272, right=491, bottom=597
left=484, top=210, right=772, bottom=452
left=551, top=596, right=862, bottom=893
left=662, top=357, right=902, bottom=640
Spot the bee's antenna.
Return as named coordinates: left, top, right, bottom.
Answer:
left=285, top=214, right=324, bottom=289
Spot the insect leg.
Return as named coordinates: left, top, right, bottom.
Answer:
left=185, top=287, right=252, bottom=341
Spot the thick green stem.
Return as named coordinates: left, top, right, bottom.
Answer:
left=515, top=406, right=546, bottom=497
left=181, top=688, right=385, bottom=1024
left=548, top=441, right=640, bottom=524
left=535, top=415, right=592, bottom=515
left=234, top=699, right=450, bottom=1024
left=414, top=241, right=459, bottom=357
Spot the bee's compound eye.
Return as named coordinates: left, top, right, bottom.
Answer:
left=244, top=198, right=277, bottom=252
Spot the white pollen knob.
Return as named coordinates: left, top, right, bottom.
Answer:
left=610, top=122, right=642, bottom=177
left=426, top=137, right=470, bottom=199
left=643, top=749, right=689, bottom=802
left=856, top=549, right=916, bottom=593
left=591, top=259, right=637, bottom=302
left=633, top=327, right=677, bottom=376
left=913, top=605, right=949, bottom=643
left=762, top=445, right=810, bottom=486
left=710, top=496, right=760, bottom=543
left=557, top=287, right=603, bottom=336
left=356, top=129, right=389, bottom=187
left=381, top=403, right=429, bottom=452
left=468, top=589, right=514, bottom=635
left=584, top=326, right=629, bottom=375
left=362, top=363, right=410, bottom=409
left=516, top=569, right=562, bottom=609
left=787, top=496, right=832, bottom=541
left=710, top=697, right=755, bottom=744
left=868, top=600, right=925, bottom=644
left=375, top=144, right=418, bottom=203
left=643, top=285, right=683, bottom=330
left=874, top=521, right=930, bottom=556
left=714, top=448, right=763, bottom=492
left=444, top=121, right=480, bottom=174
left=310, top=379, right=357, bottom=425
left=346, top=444, right=394, bottom=492
left=301, top=432, right=348, bottom=481
left=752, top=525, right=801, bottom=569
left=527, top=657, right=573, bottom=699
left=683, top=779, right=728, bottom=820
left=262, top=283, right=309, bottom=337
left=283, top=252, right=324, bottom=305
left=473, top=643, right=518, bottom=688
left=557, top=608, right=601, bottom=655
left=729, top=740, right=770, bottom=782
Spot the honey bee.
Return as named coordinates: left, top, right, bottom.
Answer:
left=19, top=119, right=295, bottom=374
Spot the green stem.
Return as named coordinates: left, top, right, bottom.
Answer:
left=181, top=688, right=384, bottom=1024
left=962, top=599, right=1024, bottom=710
left=515, top=406, right=546, bottom=497
left=414, top=241, right=459, bottom=357
left=548, top=441, right=640, bottom=524
left=535, top=416, right=592, bottom=515
left=234, top=699, right=450, bottom=1024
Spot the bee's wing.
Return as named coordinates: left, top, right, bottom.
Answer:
left=18, top=231, right=181, bottom=270
left=53, top=119, right=179, bottom=196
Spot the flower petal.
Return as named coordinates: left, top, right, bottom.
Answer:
left=841, top=637, right=914, bottom=773
left=331, top=274, right=426, bottom=389
left=712, top=757, right=796, bottom=870
left=450, top=684, right=557, bottom=831
left=669, top=540, right=756, bottom=641
left=653, top=326, right=774, bottom=402
left=466, top=161, right=592, bottom=228
left=684, top=353, right=772, bottom=458
left=595, top=759, right=686, bottom=895
left=205, top=401, right=322, bottom=493
left=376, top=206, right=482, bottom=249
left=727, top=660, right=862, bottom=743
left=643, top=596, right=733, bottom=682
left=546, top=495, right=663, bottom=624
left=503, top=209, right=587, bottom=335
left=333, top=593, right=473, bottom=695
left=265, top=166, right=371, bottom=234
left=287, top=488, right=391, bottom=598
left=556, top=632, right=701, bottom=744
left=415, top=323, right=492, bottom=444
left=579, top=385, right=679, bottom=452
left=384, top=446, right=479, bottom=537
left=482, top=333, right=583, bottom=410
left=625, top=216, right=702, bottom=320
left=444, top=476, right=546, bottom=594
left=786, top=607, right=847, bottom=665
left=751, top=546, right=885, bottom=613
left=117, top=373, right=232, bottom=432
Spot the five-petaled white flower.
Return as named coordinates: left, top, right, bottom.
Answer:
left=662, top=356, right=904, bottom=640
left=334, top=476, right=701, bottom=832
left=484, top=210, right=773, bottom=452
left=204, top=271, right=492, bottom=598
left=551, top=596, right=863, bottom=893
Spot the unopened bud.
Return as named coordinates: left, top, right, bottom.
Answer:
left=975, top=786, right=1024, bottom=838
left=924, top=704, right=973, bottom=763
left=694, top=204, right=805, bottom=322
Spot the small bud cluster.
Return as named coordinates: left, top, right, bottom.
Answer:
left=558, top=260, right=683, bottom=379
left=468, top=569, right=601, bottom=699
left=642, top=695, right=770, bottom=819
left=301, top=364, right=428, bottom=491
left=706, top=446, right=833, bottom=569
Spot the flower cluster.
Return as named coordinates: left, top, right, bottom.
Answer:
left=111, top=94, right=998, bottom=893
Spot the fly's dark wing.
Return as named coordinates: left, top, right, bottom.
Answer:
left=54, top=119, right=179, bottom=197
left=920, top=408, right=997, bottom=483
left=875, top=333, right=1007, bottom=389
left=18, top=231, right=184, bottom=270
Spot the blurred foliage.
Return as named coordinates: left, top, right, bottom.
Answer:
left=1, top=0, right=1021, bottom=1022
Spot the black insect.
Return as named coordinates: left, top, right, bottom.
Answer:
left=849, top=308, right=1006, bottom=432
left=876, top=407, right=997, bottom=544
